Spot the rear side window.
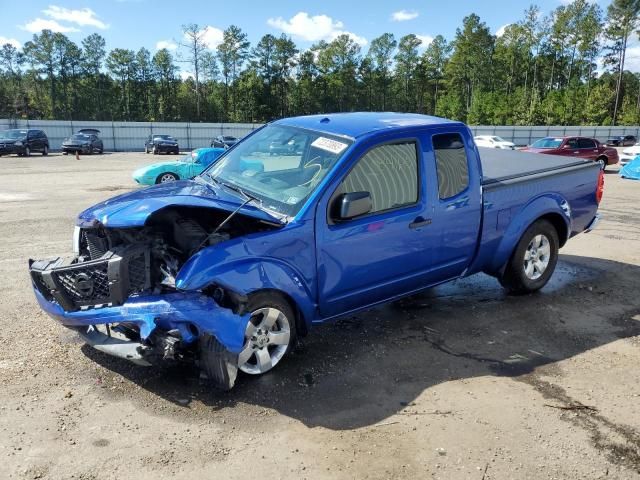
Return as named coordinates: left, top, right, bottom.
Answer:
left=341, top=142, right=418, bottom=214
left=432, top=133, right=469, bottom=199
left=578, top=138, right=596, bottom=149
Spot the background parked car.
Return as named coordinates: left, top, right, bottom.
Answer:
left=620, top=142, right=640, bottom=165
left=132, top=147, right=226, bottom=185
left=522, top=136, right=618, bottom=169
left=211, top=135, right=239, bottom=149
left=145, top=134, right=179, bottom=155
left=0, top=129, right=49, bottom=156
left=62, top=131, right=103, bottom=155
left=473, top=135, right=516, bottom=149
left=606, top=135, right=637, bottom=147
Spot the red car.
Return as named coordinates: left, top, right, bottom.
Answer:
left=522, top=137, right=619, bottom=170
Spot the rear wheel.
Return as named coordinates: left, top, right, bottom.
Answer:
left=24, top=146, right=30, bottom=157
left=499, top=219, right=559, bottom=295
left=597, top=157, right=607, bottom=170
left=42, top=145, right=49, bottom=156
left=144, top=145, right=149, bottom=154
left=156, top=172, right=178, bottom=184
left=152, top=145, right=158, bottom=155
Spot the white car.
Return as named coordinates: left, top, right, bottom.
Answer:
left=620, top=143, right=640, bottom=165
left=474, top=135, right=516, bottom=150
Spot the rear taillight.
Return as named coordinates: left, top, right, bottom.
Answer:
left=596, top=169, right=605, bottom=204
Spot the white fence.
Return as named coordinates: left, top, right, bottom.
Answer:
left=1, top=119, right=639, bottom=151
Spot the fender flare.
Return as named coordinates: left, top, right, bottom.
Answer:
left=488, top=194, right=570, bottom=274
left=176, top=253, right=316, bottom=330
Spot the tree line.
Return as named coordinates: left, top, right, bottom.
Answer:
left=1, top=0, right=639, bottom=126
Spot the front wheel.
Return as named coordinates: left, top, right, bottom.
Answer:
left=152, top=146, right=158, bottom=155
left=237, top=295, right=296, bottom=375
left=499, top=219, right=559, bottom=295
left=24, top=146, right=30, bottom=157
left=42, top=145, right=49, bottom=156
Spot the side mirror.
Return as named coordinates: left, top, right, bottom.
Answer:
left=334, top=191, right=372, bottom=221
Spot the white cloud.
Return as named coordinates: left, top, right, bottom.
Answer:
left=0, top=37, right=21, bottom=49
left=416, top=35, right=434, bottom=48
left=42, top=6, right=109, bottom=29
left=179, top=70, right=193, bottom=80
left=496, top=24, right=510, bottom=37
left=267, top=12, right=367, bottom=46
left=200, top=26, right=224, bottom=49
left=391, top=10, right=419, bottom=22
left=20, top=18, right=80, bottom=33
left=156, top=40, right=177, bottom=51
left=624, top=42, right=640, bottom=73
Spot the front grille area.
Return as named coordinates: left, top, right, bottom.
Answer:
left=127, top=251, right=149, bottom=295
left=30, top=245, right=151, bottom=311
left=52, top=262, right=110, bottom=302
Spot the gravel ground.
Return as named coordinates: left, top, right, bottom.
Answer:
left=1, top=151, right=639, bottom=480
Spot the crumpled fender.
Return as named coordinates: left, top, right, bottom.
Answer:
left=176, top=241, right=316, bottom=328
left=488, top=193, right=570, bottom=273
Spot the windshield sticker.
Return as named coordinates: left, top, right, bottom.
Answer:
left=311, top=137, right=348, bottom=154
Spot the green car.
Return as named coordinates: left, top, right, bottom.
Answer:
left=133, top=147, right=226, bottom=185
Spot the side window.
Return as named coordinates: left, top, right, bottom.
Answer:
left=578, top=138, right=596, bottom=149
left=432, top=133, right=469, bottom=200
left=566, top=138, right=579, bottom=149
left=340, top=142, right=418, bottom=214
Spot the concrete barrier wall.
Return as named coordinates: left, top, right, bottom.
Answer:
left=1, top=119, right=639, bottom=150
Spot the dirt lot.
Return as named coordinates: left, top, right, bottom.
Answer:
left=1, top=152, right=639, bottom=480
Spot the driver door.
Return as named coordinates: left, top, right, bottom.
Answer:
left=315, top=136, right=437, bottom=317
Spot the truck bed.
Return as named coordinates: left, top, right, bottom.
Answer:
left=480, top=148, right=591, bottom=186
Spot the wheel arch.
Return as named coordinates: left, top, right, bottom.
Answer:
left=488, top=194, right=570, bottom=274
left=176, top=255, right=316, bottom=334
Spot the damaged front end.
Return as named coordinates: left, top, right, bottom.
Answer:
left=29, top=203, right=279, bottom=390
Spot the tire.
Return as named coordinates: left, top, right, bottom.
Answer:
left=597, top=157, right=607, bottom=170
left=24, top=146, right=30, bottom=157
left=235, top=292, right=297, bottom=376
left=499, top=219, right=559, bottom=295
left=155, top=172, right=179, bottom=184
left=99, top=146, right=103, bottom=154
left=152, top=146, right=158, bottom=155
left=144, top=146, right=149, bottom=154
left=63, top=151, right=68, bottom=156
left=42, top=145, right=49, bottom=156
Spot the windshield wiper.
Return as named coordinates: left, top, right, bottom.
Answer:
left=200, top=172, right=288, bottom=224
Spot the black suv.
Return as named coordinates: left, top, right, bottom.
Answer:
left=0, top=129, right=50, bottom=156
left=210, top=135, right=239, bottom=149
left=145, top=134, right=179, bottom=154
left=62, top=129, right=104, bottom=155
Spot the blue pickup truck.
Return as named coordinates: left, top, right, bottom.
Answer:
left=29, top=113, right=604, bottom=390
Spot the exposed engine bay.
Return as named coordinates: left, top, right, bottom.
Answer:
left=30, top=206, right=279, bottom=312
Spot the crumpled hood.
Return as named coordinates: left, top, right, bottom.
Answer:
left=77, top=179, right=282, bottom=228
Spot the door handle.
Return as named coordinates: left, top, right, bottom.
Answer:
left=409, top=217, right=432, bottom=229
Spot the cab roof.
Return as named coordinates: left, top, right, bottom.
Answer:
left=273, top=112, right=464, bottom=139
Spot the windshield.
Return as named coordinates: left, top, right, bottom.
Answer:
left=179, top=152, right=196, bottom=163
left=490, top=136, right=506, bottom=142
left=223, top=136, right=237, bottom=141
left=531, top=138, right=563, bottom=149
left=71, top=134, right=90, bottom=141
left=0, top=129, right=27, bottom=139
left=154, top=135, right=174, bottom=141
left=203, top=125, right=352, bottom=217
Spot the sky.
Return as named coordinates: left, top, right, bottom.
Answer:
left=1, top=0, right=638, bottom=73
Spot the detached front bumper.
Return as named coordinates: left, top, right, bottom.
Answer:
left=32, top=286, right=249, bottom=354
